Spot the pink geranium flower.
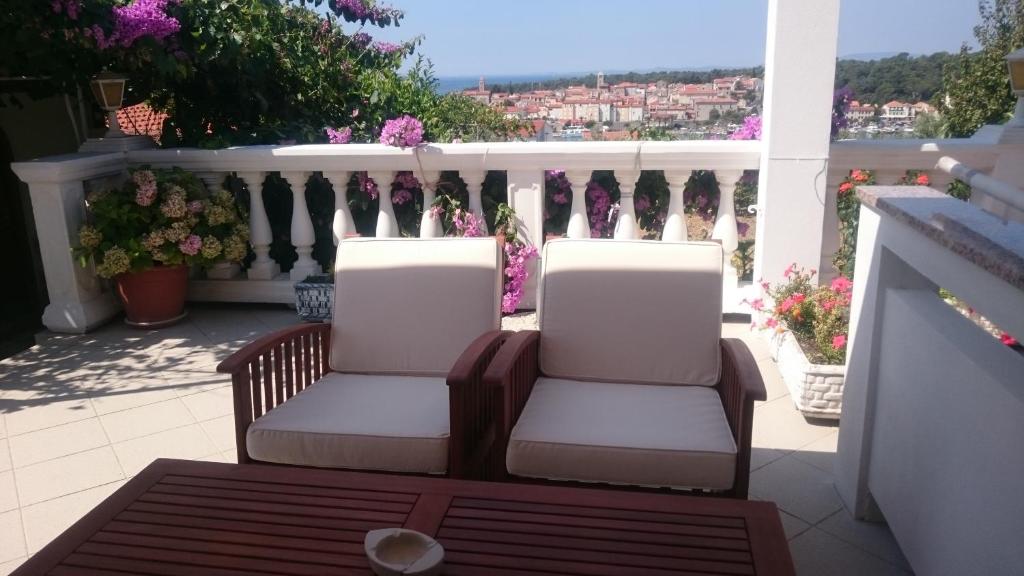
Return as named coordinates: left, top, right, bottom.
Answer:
left=832, top=334, right=847, bottom=350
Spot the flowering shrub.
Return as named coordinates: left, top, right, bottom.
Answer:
left=76, top=168, right=249, bottom=278
left=832, top=169, right=875, bottom=277
left=750, top=265, right=853, bottom=365
left=832, top=86, right=853, bottom=140
left=730, top=115, right=761, bottom=140
left=503, top=242, right=538, bottom=313
left=326, top=126, right=352, bottom=144
left=379, top=115, right=424, bottom=148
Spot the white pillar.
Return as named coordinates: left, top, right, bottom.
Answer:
left=662, top=170, right=692, bottom=242
left=196, top=172, right=225, bottom=195
left=418, top=170, right=443, bottom=238
left=507, top=169, right=545, bottom=308
left=238, top=171, right=280, bottom=280
left=368, top=170, right=398, bottom=237
left=282, top=171, right=318, bottom=281
left=564, top=170, right=592, bottom=239
left=712, top=170, right=743, bottom=296
left=613, top=169, right=640, bottom=239
left=754, top=0, right=840, bottom=286
left=461, top=170, right=489, bottom=234
left=8, top=167, right=121, bottom=332
left=323, top=170, right=354, bottom=245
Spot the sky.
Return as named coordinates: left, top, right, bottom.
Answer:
left=344, top=0, right=983, bottom=77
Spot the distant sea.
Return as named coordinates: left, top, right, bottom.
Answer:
left=437, top=73, right=568, bottom=94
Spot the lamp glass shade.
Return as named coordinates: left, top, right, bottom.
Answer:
left=89, top=73, right=127, bottom=110
left=1009, top=60, right=1024, bottom=95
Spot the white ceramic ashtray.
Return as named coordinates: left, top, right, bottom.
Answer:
left=364, top=528, right=444, bottom=576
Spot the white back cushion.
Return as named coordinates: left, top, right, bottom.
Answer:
left=330, top=238, right=502, bottom=376
left=539, top=239, right=723, bottom=386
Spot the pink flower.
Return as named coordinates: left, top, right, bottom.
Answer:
left=179, top=234, right=202, bottom=256
left=1001, top=332, right=1018, bottom=346
left=783, top=263, right=798, bottom=278
left=326, top=126, right=352, bottom=144
left=744, top=298, right=765, bottom=312
left=552, top=191, right=568, bottom=205
left=851, top=169, right=869, bottom=183
left=357, top=172, right=378, bottom=200
left=392, top=189, right=413, bottom=205
left=764, top=318, right=778, bottom=329
left=839, top=182, right=853, bottom=194
left=379, top=115, right=424, bottom=148
left=830, top=276, right=853, bottom=294
left=187, top=200, right=204, bottom=214
left=915, top=173, right=930, bottom=186
left=832, top=334, right=847, bottom=350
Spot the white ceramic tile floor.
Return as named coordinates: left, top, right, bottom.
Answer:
left=0, top=305, right=912, bottom=575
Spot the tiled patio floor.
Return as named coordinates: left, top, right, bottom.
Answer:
left=0, top=305, right=912, bottom=575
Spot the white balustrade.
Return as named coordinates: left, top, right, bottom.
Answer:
left=564, top=170, right=592, bottom=239
left=367, top=170, right=397, bottom=237
left=323, top=170, right=354, bottom=245
left=461, top=170, right=489, bottom=234
left=282, top=171, right=318, bottom=281
left=613, top=169, right=641, bottom=240
left=418, top=170, right=443, bottom=238
left=662, top=170, right=692, bottom=242
left=196, top=172, right=226, bottom=195
left=237, top=171, right=280, bottom=281
left=711, top=171, right=744, bottom=296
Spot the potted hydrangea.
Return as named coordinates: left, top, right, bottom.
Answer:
left=76, top=167, right=249, bottom=327
left=749, top=266, right=852, bottom=419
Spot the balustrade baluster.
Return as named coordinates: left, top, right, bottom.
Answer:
left=196, top=172, right=226, bottom=195
left=323, top=171, right=354, bottom=245
left=711, top=170, right=744, bottom=292
left=237, top=171, right=279, bottom=280
left=367, top=171, right=398, bottom=237
left=564, top=170, right=592, bottom=239
left=461, top=170, right=489, bottom=235
left=197, top=171, right=241, bottom=279
left=613, top=170, right=641, bottom=239
left=418, top=170, right=443, bottom=238
left=662, top=170, right=693, bottom=242
left=282, top=171, right=318, bottom=281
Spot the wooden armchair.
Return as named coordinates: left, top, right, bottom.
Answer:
left=216, top=238, right=507, bottom=479
left=479, top=240, right=767, bottom=498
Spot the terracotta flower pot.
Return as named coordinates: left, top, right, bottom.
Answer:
left=114, top=264, right=189, bottom=328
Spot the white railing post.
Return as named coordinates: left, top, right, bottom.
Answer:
left=613, top=169, right=640, bottom=239
left=712, top=170, right=743, bottom=300
left=461, top=170, right=489, bottom=234
left=662, top=170, right=692, bottom=241
left=418, top=170, right=442, bottom=238
left=10, top=153, right=125, bottom=333
left=564, top=170, right=592, bottom=239
left=282, top=171, right=318, bottom=281
left=323, top=171, right=354, bottom=245
left=237, top=171, right=280, bottom=280
left=368, top=171, right=398, bottom=237
left=507, top=169, right=546, bottom=308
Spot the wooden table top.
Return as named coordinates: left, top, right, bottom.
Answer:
left=14, top=459, right=795, bottom=576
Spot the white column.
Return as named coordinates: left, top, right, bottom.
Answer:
left=282, top=171, right=318, bottom=281
left=662, top=170, right=692, bottom=242
left=564, top=170, right=592, bottom=239
left=613, top=169, right=641, bottom=239
left=418, top=170, right=443, bottom=238
left=196, top=172, right=226, bottom=195
left=368, top=171, right=398, bottom=237
left=713, top=171, right=743, bottom=307
left=8, top=164, right=121, bottom=332
left=461, top=170, right=489, bottom=234
left=753, top=0, right=840, bottom=286
left=323, top=170, right=354, bottom=245
left=507, top=169, right=545, bottom=308
left=238, top=171, right=280, bottom=280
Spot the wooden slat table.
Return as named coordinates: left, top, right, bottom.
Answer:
left=14, top=459, right=795, bottom=576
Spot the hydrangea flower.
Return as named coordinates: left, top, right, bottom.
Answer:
left=160, top=195, right=188, bottom=219
left=96, top=246, right=130, bottom=278
left=178, top=234, right=202, bottom=256
left=379, top=115, right=424, bottom=148
left=133, top=170, right=158, bottom=206
left=200, top=236, right=222, bottom=259
left=223, top=235, right=248, bottom=262
left=187, top=200, right=204, bottom=214
left=78, top=226, right=102, bottom=249
left=326, top=126, right=352, bottom=144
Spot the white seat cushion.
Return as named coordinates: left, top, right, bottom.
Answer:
left=539, top=239, right=723, bottom=386
left=247, top=373, right=449, bottom=474
left=506, top=377, right=737, bottom=490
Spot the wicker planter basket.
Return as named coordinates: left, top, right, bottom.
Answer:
left=767, top=330, right=845, bottom=419
left=294, top=275, right=333, bottom=323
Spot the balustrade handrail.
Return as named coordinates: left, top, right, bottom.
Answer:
left=829, top=138, right=998, bottom=171
left=126, top=141, right=762, bottom=173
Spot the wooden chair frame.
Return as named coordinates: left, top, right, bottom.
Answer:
left=480, top=330, right=767, bottom=498
left=216, top=324, right=509, bottom=479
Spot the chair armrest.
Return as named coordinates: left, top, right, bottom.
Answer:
left=447, top=330, right=511, bottom=479
left=482, top=330, right=541, bottom=480
left=216, top=323, right=332, bottom=463
left=718, top=338, right=767, bottom=498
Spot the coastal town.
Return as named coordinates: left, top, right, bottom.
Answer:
left=463, top=74, right=938, bottom=140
